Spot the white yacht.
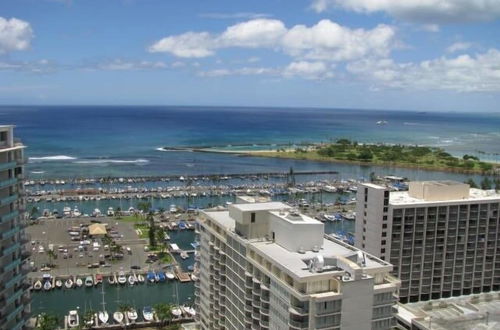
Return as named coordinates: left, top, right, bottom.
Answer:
left=142, top=306, right=154, bottom=321
left=127, top=309, right=138, bottom=322
left=113, top=311, right=124, bottom=324
left=98, top=311, right=109, bottom=324
left=107, top=207, right=114, bottom=217
left=73, top=207, right=82, bottom=217
left=67, top=310, right=79, bottom=328
left=117, top=271, right=127, bottom=284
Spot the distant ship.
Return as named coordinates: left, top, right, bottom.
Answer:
left=376, top=120, right=388, bottom=125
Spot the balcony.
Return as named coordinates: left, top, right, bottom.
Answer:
left=6, top=304, right=24, bottom=322
left=0, top=194, right=17, bottom=206
left=2, top=227, right=20, bottom=240
left=2, top=243, right=20, bottom=257
left=0, top=162, right=16, bottom=172
left=0, top=210, right=19, bottom=224
left=4, top=259, right=21, bottom=274
left=6, top=288, right=24, bottom=305
left=0, top=178, right=17, bottom=189
left=5, top=273, right=24, bottom=289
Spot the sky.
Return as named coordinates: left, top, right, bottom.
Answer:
left=1, top=0, right=500, bottom=112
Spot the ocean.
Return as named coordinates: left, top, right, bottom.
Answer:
left=1, top=105, right=499, bottom=180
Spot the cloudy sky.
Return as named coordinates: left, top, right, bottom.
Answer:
left=1, top=0, right=500, bottom=111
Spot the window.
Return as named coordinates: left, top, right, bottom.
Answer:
left=383, top=207, right=388, bottom=213
left=383, top=215, right=387, bottom=221
left=0, top=131, right=7, bottom=142
left=251, top=212, right=255, bottom=223
left=381, top=248, right=386, bottom=254
left=382, top=232, right=387, bottom=237
left=381, top=240, right=386, bottom=245
left=382, top=224, right=387, bottom=229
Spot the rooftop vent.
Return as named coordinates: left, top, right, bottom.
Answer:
left=298, top=247, right=306, bottom=254
left=287, top=209, right=302, bottom=221
left=312, top=245, right=320, bottom=252
left=309, top=255, right=324, bottom=272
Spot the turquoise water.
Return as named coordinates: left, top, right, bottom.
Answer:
left=1, top=106, right=499, bottom=178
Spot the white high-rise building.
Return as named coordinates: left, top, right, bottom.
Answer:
left=356, top=181, right=500, bottom=304
left=195, top=201, right=400, bottom=330
left=0, top=125, right=30, bottom=330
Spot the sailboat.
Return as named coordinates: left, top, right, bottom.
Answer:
left=43, top=281, right=52, bottom=291
left=33, top=280, right=42, bottom=290
left=171, top=280, right=182, bottom=318
left=76, top=278, right=83, bottom=287
left=55, top=279, right=63, bottom=288
left=137, top=274, right=145, bottom=283
left=113, top=311, right=124, bottom=324
left=142, top=306, right=154, bottom=321
left=67, top=310, right=80, bottom=328
left=98, top=282, right=109, bottom=325
left=147, top=270, right=155, bottom=283
left=85, top=276, right=94, bottom=287
left=127, top=308, right=138, bottom=323
left=64, top=278, right=74, bottom=289
left=117, top=271, right=127, bottom=284
left=128, top=275, right=135, bottom=285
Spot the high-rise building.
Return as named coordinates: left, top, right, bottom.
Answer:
left=356, top=180, right=500, bottom=303
left=0, top=125, right=30, bottom=330
left=195, top=201, right=400, bottom=330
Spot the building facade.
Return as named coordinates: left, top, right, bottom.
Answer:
left=0, top=125, right=30, bottom=330
left=195, top=201, right=400, bottom=330
left=356, top=181, right=500, bottom=304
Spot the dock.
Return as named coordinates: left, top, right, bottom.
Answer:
left=175, top=266, right=191, bottom=283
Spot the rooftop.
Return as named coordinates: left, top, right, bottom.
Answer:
left=396, top=291, right=500, bottom=330
left=390, top=188, right=500, bottom=205
left=229, top=201, right=290, bottom=212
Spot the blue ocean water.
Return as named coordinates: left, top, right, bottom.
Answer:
left=1, top=106, right=499, bottom=179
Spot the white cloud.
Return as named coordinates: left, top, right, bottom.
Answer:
left=281, top=20, right=395, bottom=61
left=310, top=0, right=500, bottom=23
left=347, top=49, right=500, bottom=92
left=198, top=60, right=333, bottom=80
left=148, top=32, right=215, bottom=58
left=148, top=18, right=397, bottom=62
left=446, top=42, right=473, bottom=53
left=218, top=19, right=287, bottom=48
left=199, top=12, right=272, bottom=20
left=0, top=59, right=56, bottom=73
left=198, top=67, right=277, bottom=77
left=0, top=17, right=33, bottom=53
left=283, top=61, right=334, bottom=79
left=96, top=59, right=168, bottom=71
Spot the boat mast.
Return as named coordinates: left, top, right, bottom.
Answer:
left=101, top=281, right=106, bottom=313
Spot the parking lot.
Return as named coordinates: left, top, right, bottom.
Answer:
left=26, top=217, right=150, bottom=278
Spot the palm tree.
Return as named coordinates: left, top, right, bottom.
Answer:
left=36, top=313, right=59, bottom=330
left=153, top=303, right=173, bottom=328
left=46, top=250, right=56, bottom=267
left=115, top=207, right=122, bottom=219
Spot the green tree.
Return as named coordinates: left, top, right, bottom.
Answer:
left=148, top=213, right=157, bottom=248
left=465, top=178, right=478, bottom=188
left=137, top=201, right=152, bottom=215
left=30, top=206, right=39, bottom=219
left=115, top=207, right=122, bottom=219
left=46, top=250, right=56, bottom=267
left=154, top=303, right=173, bottom=328
left=36, top=313, right=59, bottom=330
left=480, top=177, right=492, bottom=190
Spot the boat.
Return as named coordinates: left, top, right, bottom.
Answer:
left=95, top=274, right=103, bottom=284
left=113, top=311, right=124, bottom=324
left=142, top=306, right=154, bottom=321
left=376, top=120, right=388, bottom=125
left=180, top=251, right=189, bottom=260
left=43, top=281, right=52, bottom=291
left=98, top=311, right=109, bottom=324
left=117, top=271, right=127, bottom=284
left=76, top=278, right=83, bottom=287
left=85, top=276, right=94, bottom=287
left=33, top=280, right=42, bottom=290
left=92, top=208, right=102, bottom=217
left=67, top=310, right=80, bottom=328
left=169, top=204, right=177, bottom=213
left=107, top=207, right=114, bottom=217
left=128, top=275, right=135, bottom=285
left=98, top=282, right=109, bottom=324
left=73, top=207, right=81, bottom=217
left=165, top=271, right=175, bottom=280
left=55, top=279, right=63, bottom=288
left=64, top=278, right=74, bottom=289
left=127, top=308, right=138, bottom=322
left=190, top=273, right=198, bottom=281
left=171, top=306, right=182, bottom=318
left=183, top=306, right=196, bottom=317
left=137, top=274, right=145, bottom=283
left=158, top=271, right=166, bottom=282
left=63, top=206, right=71, bottom=217
left=108, top=276, right=115, bottom=285
left=146, top=271, right=156, bottom=283
left=154, top=271, right=160, bottom=282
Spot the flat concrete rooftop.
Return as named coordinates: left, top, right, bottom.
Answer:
left=390, top=188, right=500, bottom=205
